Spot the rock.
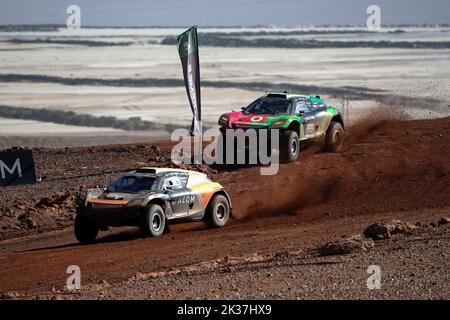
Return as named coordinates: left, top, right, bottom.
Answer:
left=36, top=192, right=70, bottom=208
left=438, top=217, right=450, bottom=226
left=363, top=220, right=416, bottom=240
left=5, top=208, right=15, bottom=217
left=415, top=221, right=432, bottom=230
left=363, top=223, right=389, bottom=240
left=223, top=266, right=233, bottom=273
left=274, top=250, right=290, bottom=259
left=0, top=291, right=22, bottom=299
left=150, top=144, right=160, bottom=152
left=98, top=279, right=110, bottom=286
left=320, top=235, right=375, bottom=256
left=24, top=217, right=38, bottom=229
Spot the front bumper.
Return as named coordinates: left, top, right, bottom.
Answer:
left=77, top=204, right=143, bottom=227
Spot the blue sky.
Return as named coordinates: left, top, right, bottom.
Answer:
left=0, top=0, right=449, bottom=26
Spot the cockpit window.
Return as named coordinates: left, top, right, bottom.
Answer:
left=294, top=100, right=310, bottom=114
left=107, top=176, right=156, bottom=192
left=163, top=176, right=184, bottom=190
left=243, top=98, right=291, bottom=115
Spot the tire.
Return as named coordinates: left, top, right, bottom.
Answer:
left=74, top=214, right=99, bottom=244
left=204, top=194, right=230, bottom=228
left=280, top=130, right=300, bottom=163
left=139, top=204, right=166, bottom=237
left=325, top=121, right=344, bottom=152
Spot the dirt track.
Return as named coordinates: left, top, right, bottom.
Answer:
left=0, top=115, right=450, bottom=299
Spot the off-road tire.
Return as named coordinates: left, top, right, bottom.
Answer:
left=74, top=214, right=99, bottom=244
left=325, top=121, right=344, bottom=152
left=280, top=130, right=300, bottom=162
left=204, top=194, right=230, bottom=228
left=139, top=204, right=166, bottom=237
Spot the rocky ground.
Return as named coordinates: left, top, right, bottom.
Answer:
left=0, top=115, right=450, bottom=299
left=75, top=216, right=450, bottom=300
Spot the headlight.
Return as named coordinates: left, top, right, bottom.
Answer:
left=219, top=115, right=229, bottom=125
left=86, top=188, right=103, bottom=199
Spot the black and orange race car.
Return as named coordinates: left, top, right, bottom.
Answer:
left=74, top=167, right=232, bottom=244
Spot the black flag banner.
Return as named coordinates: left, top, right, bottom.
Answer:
left=177, top=26, right=202, bottom=136
left=0, top=149, right=37, bottom=186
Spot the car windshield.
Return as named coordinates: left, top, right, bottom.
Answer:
left=107, top=176, right=156, bottom=192
left=243, top=98, right=291, bottom=115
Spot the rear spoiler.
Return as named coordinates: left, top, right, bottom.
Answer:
left=267, top=93, right=287, bottom=99
left=123, top=168, right=157, bottom=174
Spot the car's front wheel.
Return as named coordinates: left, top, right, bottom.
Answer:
left=139, top=204, right=166, bottom=237
left=280, top=130, right=300, bottom=162
left=74, top=214, right=99, bottom=244
left=204, top=194, right=230, bottom=228
left=325, top=121, right=344, bottom=152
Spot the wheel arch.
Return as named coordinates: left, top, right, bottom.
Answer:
left=144, top=198, right=168, bottom=216
left=147, top=198, right=165, bottom=208
left=206, top=189, right=233, bottom=218
left=286, top=120, right=300, bottom=135
left=331, top=114, right=344, bottom=129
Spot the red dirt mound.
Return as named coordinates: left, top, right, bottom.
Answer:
left=0, top=116, right=450, bottom=296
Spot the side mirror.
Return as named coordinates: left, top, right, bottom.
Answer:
left=163, top=185, right=172, bottom=192
left=241, top=107, right=245, bottom=111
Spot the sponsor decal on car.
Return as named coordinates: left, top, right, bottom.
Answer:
left=250, top=116, right=264, bottom=122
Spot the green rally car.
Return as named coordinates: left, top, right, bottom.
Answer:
left=218, top=92, right=345, bottom=162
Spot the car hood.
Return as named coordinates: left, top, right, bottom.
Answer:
left=86, top=189, right=154, bottom=201
left=220, top=111, right=293, bottom=128
left=103, top=191, right=154, bottom=201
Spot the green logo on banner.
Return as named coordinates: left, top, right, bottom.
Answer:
left=177, top=26, right=198, bottom=58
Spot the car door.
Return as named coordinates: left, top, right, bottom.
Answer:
left=295, top=99, right=316, bottom=140
left=163, top=173, right=194, bottom=217
left=309, top=101, right=331, bottom=138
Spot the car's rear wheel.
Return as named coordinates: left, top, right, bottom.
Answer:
left=204, top=194, right=230, bottom=228
left=280, top=130, right=300, bottom=162
left=74, top=214, right=99, bottom=244
left=325, top=121, right=344, bottom=152
left=139, top=204, right=166, bottom=237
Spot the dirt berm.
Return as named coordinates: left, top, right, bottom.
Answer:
left=0, top=115, right=449, bottom=299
